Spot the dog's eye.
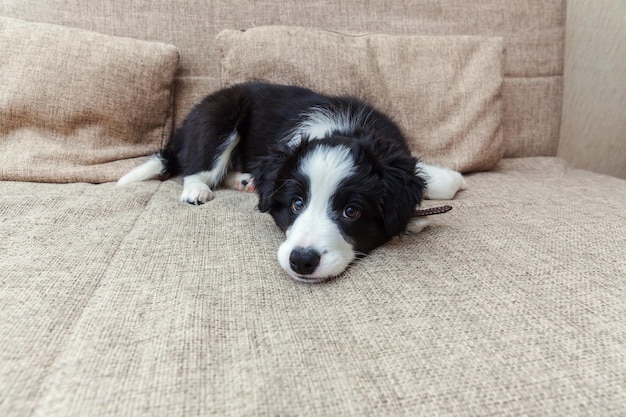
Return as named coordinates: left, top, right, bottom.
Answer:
left=291, top=197, right=305, bottom=213
left=342, top=205, right=361, bottom=220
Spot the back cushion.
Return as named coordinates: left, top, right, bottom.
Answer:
left=217, top=27, right=504, bottom=173
left=0, top=16, right=179, bottom=183
left=0, top=0, right=565, bottom=159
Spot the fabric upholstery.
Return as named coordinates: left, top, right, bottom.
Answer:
left=558, top=0, right=626, bottom=179
left=0, top=16, right=179, bottom=183
left=217, top=27, right=504, bottom=173
left=3, top=1, right=624, bottom=416
left=0, top=0, right=565, bottom=158
left=1, top=157, right=624, bottom=416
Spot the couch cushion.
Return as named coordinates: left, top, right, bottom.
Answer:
left=217, top=26, right=504, bottom=173
left=0, top=0, right=565, bottom=159
left=1, top=158, right=625, bottom=416
left=0, top=16, right=179, bottom=183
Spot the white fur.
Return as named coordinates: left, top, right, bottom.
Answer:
left=223, top=172, right=255, bottom=192
left=277, top=145, right=356, bottom=282
left=181, top=173, right=215, bottom=204
left=417, top=162, right=467, bottom=200
left=406, top=218, right=432, bottom=234
left=180, top=132, right=239, bottom=204
left=116, top=155, right=165, bottom=187
left=285, top=105, right=371, bottom=147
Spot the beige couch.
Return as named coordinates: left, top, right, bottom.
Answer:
left=1, top=1, right=625, bottom=416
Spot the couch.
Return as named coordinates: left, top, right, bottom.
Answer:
left=1, top=1, right=625, bottom=416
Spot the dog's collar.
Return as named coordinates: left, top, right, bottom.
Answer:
left=412, top=205, right=453, bottom=217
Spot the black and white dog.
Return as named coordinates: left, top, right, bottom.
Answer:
left=118, top=82, right=466, bottom=283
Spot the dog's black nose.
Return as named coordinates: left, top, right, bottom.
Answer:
left=289, top=247, right=321, bottom=276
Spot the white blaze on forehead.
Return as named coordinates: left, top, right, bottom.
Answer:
left=300, top=144, right=355, bottom=213
left=277, top=145, right=357, bottom=281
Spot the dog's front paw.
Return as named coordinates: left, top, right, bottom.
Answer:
left=180, top=183, right=214, bottom=205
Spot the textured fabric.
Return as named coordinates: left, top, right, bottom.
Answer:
left=0, top=16, right=179, bottom=183
left=558, top=0, right=626, bottom=179
left=1, top=158, right=625, bottom=416
left=5, top=1, right=622, bottom=416
left=502, top=77, right=563, bottom=157
left=0, top=0, right=565, bottom=158
left=217, top=27, right=504, bottom=173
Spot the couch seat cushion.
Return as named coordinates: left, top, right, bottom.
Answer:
left=1, top=157, right=625, bottom=416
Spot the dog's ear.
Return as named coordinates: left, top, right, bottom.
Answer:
left=250, top=143, right=292, bottom=213
left=375, top=144, right=426, bottom=237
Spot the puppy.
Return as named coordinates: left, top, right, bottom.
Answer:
left=118, top=82, right=466, bottom=283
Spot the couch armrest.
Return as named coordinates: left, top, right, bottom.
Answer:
left=558, top=0, right=626, bottom=179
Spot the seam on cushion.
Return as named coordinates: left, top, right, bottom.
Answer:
left=175, top=75, right=220, bottom=80
left=96, top=183, right=160, bottom=276
left=29, top=183, right=160, bottom=417
left=504, top=74, right=562, bottom=79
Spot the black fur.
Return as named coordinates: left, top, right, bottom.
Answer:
left=143, top=82, right=428, bottom=279
left=252, top=136, right=425, bottom=254
left=162, top=83, right=334, bottom=177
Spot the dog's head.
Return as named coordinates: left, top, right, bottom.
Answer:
left=252, top=137, right=425, bottom=283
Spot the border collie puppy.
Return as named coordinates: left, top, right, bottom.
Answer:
left=118, top=82, right=466, bottom=283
